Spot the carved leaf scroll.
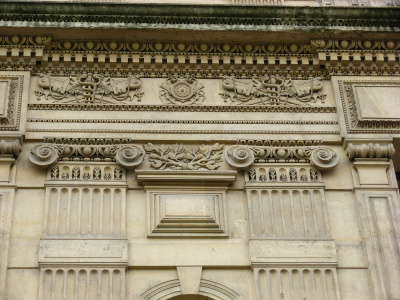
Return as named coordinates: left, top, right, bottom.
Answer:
left=144, top=143, right=224, bottom=170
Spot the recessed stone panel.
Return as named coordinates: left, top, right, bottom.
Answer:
left=355, top=85, right=400, bottom=119
left=147, top=189, right=228, bottom=238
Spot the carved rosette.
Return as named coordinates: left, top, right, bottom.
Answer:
left=346, top=143, right=395, bottom=160
left=115, top=145, right=144, bottom=169
left=310, top=148, right=339, bottom=171
left=225, top=146, right=254, bottom=169
left=160, top=76, right=205, bottom=105
left=29, top=145, right=59, bottom=167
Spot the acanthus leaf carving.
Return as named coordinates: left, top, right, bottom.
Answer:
left=160, top=76, right=205, bottom=105
left=220, top=76, right=326, bottom=106
left=144, top=143, right=224, bottom=170
left=35, top=73, right=143, bottom=104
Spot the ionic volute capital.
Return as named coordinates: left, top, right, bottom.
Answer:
left=225, top=146, right=255, bottom=170
left=29, top=139, right=145, bottom=169
left=225, top=145, right=339, bottom=171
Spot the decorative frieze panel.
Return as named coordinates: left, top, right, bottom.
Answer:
left=220, top=76, right=326, bottom=106
left=254, top=267, right=340, bottom=300
left=246, top=165, right=320, bottom=183
left=49, top=163, right=125, bottom=181
left=144, top=143, right=224, bottom=170
left=35, top=74, right=143, bottom=104
left=40, top=267, right=125, bottom=300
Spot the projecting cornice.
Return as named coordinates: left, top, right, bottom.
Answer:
left=0, top=2, right=399, bottom=35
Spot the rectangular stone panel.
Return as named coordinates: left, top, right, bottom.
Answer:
left=147, top=189, right=228, bottom=238
left=250, top=239, right=337, bottom=266
left=355, top=85, right=400, bottom=119
left=39, top=239, right=128, bottom=265
left=0, top=80, right=10, bottom=117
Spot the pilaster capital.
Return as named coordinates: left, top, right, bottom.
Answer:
left=225, top=143, right=338, bottom=171
left=344, top=139, right=395, bottom=160
left=29, top=138, right=144, bottom=169
left=0, top=139, right=22, bottom=158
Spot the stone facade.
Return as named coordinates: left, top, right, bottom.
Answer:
left=0, top=1, right=399, bottom=300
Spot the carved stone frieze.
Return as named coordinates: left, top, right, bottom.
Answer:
left=29, top=138, right=144, bottom=169
left=346, top=143, right=396, bottom=160
left=35, top=74, right=143, bottom=104
left=1, top=35, right=396, bottom=55
left=144, top=143, right=224, bottom=170
left=226, top=144, right=338, bottom=171
left=49, top=163, right=125, bottom=181
left=160, top=76, right=205, bottom=105
left=220, top=76, right=326, bottom=106
left=28, top=103, right=337, bottom=113
left=237, top=139, right=323, bottom=147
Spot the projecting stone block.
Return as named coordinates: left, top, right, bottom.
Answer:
left=39, top=239, right=128, bottom=266
left=250, top=239, right=337, bottom=267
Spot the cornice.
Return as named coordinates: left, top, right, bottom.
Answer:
left=0, top=3, right=399, bottom=32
